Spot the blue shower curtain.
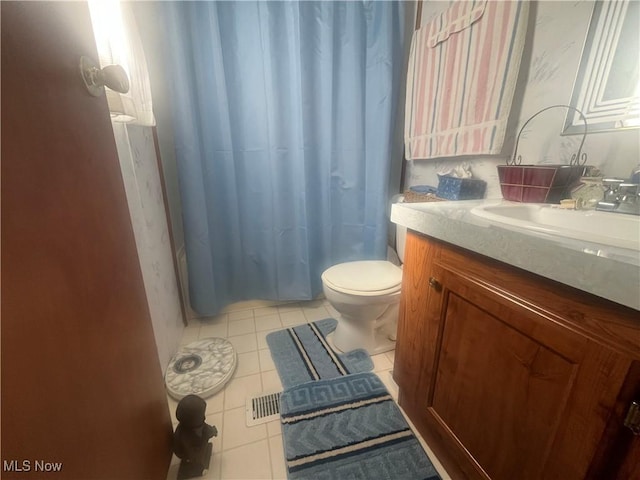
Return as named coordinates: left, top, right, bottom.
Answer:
left=154, top=1, right=409, bottom=315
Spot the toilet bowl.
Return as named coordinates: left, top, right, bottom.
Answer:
left=321, top=204, right=407, bottom=355
left=322, top=260, right=402, bottom=354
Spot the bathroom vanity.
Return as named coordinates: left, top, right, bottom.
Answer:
left=391, top=200, right=640, bottom=480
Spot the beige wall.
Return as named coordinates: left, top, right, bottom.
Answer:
left=405, top=1, right=640, bottom=197
left=113, top=123, right=184, bottom=371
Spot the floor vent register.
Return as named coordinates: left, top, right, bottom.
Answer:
left=245, top=391, right=282, bottom=426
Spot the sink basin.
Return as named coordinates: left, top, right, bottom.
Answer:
left=471, top=203, right=640, bottom=250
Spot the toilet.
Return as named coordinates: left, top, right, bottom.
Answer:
left=321, top=220, right=407, bottom=355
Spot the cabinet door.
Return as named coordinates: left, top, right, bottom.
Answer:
left=419, top=259, right=634, bottom=480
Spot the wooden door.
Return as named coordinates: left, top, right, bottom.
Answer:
left=1, top=2, right=173, bottom=478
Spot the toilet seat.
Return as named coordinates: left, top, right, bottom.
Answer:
left=321, top=260, right=402, bottom=297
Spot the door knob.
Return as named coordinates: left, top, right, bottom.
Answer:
left=80, top=56, right=129, bottom=97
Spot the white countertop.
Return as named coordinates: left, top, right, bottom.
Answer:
left=391, top=199, right=640, bottom=311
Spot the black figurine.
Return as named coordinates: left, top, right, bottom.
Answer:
left=173, top=394, right=218, bottom=479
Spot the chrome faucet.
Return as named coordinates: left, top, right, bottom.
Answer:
left=596, top=179, right=640, bottom=215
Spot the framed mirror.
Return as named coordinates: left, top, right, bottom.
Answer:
left=563, top=0, right=639, bottom=134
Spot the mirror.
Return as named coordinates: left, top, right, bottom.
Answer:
left=563, top=0, right=639, bottom=134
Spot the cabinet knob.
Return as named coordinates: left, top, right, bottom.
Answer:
left=428, top=277, right=442, bottom=291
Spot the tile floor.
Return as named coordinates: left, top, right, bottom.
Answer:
left=166, top=299, right=451, bottom=480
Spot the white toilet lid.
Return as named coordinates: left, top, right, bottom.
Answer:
left=322, top=260, right=402, bottom=295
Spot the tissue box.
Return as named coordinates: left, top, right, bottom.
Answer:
left=436, top=175, right=487, bottom=200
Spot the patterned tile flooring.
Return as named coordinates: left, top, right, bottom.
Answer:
left=166, top=300, right=451, bottom=480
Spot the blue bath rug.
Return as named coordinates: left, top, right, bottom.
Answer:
left=266, top=318, right=373, bottom=389
left=280, top=372, right=442, bottom=480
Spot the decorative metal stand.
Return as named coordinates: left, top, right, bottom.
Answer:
left=497, top=104, right=588, bottom=203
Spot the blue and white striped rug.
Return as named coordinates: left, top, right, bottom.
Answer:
left=280, top=372, right=442, bottom=480
left=266, top=318, right=373, bottom=389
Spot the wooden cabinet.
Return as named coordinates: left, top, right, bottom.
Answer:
left=394, top=231, right=640, bottom=480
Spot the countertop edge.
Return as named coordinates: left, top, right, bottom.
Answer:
left=391, top=201, right=640, bottom=311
